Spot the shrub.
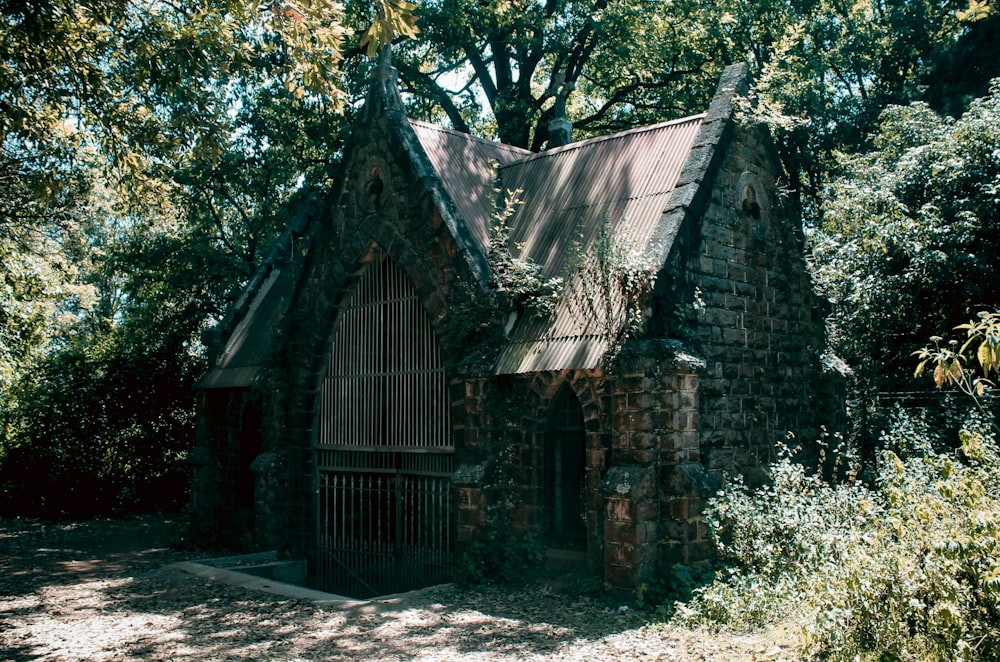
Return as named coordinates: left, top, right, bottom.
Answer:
left=454, top=439, right=548, bottom=587
left=455, top=524, right=546, bottom=587
left=675, top=413, right=1000, bottom=660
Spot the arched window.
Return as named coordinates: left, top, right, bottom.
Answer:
left=319, top=254, right=449, bottom=452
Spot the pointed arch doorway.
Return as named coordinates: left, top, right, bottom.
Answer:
left=544, top=385, right=588, bottom=549
left=315, top=252, right=454, bottom=598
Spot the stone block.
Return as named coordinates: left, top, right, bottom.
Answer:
left=606, top=496, right=635, bottom=522
left=634, top=431, right=660, bottom=450
left=636, top=500, right=659, bottom=521
left=605, top=564, right=638, bottom=591
left=605, top=520, right=639, bottom=545
left=627, top=391, right=656, bottom=412
left=722, top=327, right=748, bottom=347
left=605, top=541, right=627, bottom=564
left=669, top=497, right=689, bottom=520
left=658, top=518, right=687, bottom=543
left=615, top=448, right=658, bottom=465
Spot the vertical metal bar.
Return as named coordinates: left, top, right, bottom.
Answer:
left=394, top=469, right=403, bottom=558
left=423, top=476, right=429, bottom=563
left=395, top=286, right=401, bottom=448
left=367, top=274, right=374, bottom=448
left=394, top=269, right=400, bottom=449
left=317, top=472, right=324, bottom=589
left=420, top=299, right=426, bottom=448
left=402, top=294, right=407, bottom=448
left=437, top=478, right=443, bottom=567
left=315, top=256, right=459, bottom=596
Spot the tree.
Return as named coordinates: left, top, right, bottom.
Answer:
left=383, top=0, right=735, bottom=149
left=369, top=0, right=982, bottom=217
left=0, top=0, right=421, bottom=516
left=748, top=0, right=974, bottom=208
left=811, top=85, right=1000, bottom=392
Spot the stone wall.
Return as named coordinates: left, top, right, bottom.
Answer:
left=190, top=388, right=261, bottom=543
left=689, top=120, right=824, bottom=486
left=245, top=68, right=490, bottom=564
left=449, top=352, right=709, bottom=594
left=451, top=370, right=610, bottom=569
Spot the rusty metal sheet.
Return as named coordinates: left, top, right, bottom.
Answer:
left=494, top=115, right=705, bottom=374
left=409, top=120, right=531, bottom=253
left=201, top=266, right=289, bottom=388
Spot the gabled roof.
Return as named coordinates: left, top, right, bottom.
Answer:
left=411, top=65, right=747, bottom=374
left=409, top=63, right=751, bottom=374
left=409, top=120, right=531, bottom=253
left=200, top=61, right=750, bottom=389
left=200, top=195, right=323, bottom=389
left=490, top=116, right=704, bottom=373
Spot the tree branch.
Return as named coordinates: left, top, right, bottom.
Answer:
left=394, top=60, right=474, bottom=133
left=571, top=67, right=706, bottom=132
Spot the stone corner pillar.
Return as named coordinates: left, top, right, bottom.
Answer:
left=600, top=464, right=658, bottom=597
left=250, top=450, right=289, bottom=552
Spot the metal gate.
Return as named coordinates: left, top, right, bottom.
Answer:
left=315, top=254, right=454, bottom=597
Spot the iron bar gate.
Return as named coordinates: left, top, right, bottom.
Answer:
left=315, top=254, right=455, bottom=598
left=316, top=451, right=454, bottom=597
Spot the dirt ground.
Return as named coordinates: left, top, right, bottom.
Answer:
left=0, top=516, right=799, bottom=661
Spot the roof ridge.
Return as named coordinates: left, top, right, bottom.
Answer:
left=407, top=118, right=534, bottom=156
left=502, top=114, right=706, bottom=167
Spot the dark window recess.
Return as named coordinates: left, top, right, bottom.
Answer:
left=543, top=386, right=587, bottom=548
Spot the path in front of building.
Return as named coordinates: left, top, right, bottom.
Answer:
left=0, top=516, right=797, bottom=661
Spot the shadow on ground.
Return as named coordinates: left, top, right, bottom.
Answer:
left=0, top=517, right=660, bottom=661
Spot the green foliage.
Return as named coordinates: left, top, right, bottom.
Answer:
left=565, top=218, right=659, bottom=361
left=447, top=185, right=562, bottom=374
left=812, top=85, right=1000, bottom=389
left=0, top=0, right=382, bottom=517
left=389, top=0, right=729, bottom=147
left=488, top=188, right=564, bottom=319
left=455, top=439, right=548, bottom=587
left=455, top=524, right=547, bottom=587
left=0, top=327, right=196, bottom=517
left=752, top=0, right=970, bottom=200
left=360, top=0, right=420, bottom=57
left=636, top=562, right=720, bottom=616
left=676, top=412, right=1000, bottom=660
left=915, top=311, right=1000, bottom=436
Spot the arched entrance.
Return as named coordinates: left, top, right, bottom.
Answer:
left=315, top=252, right=454, bottom=597
left=543, top=385, right=587, bottom=549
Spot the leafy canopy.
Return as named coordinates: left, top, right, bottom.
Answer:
left=810, top=83, right=1000, bottom=387
left=0, top=0, right=419, bottom=516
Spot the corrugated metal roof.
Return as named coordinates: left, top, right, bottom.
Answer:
left=409, top=120, right=532, bottom=253
left=201, top=265, right=289, bottom=389
left=493, top=115, right=705, bottom=373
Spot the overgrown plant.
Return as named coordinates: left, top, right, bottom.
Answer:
left=915, top=311, right=1000, bottom=435
left=455, top=439, right=547, bottom=586
left=674, top=414, right=1000, bottom=660
left=487, top=187, right=563, bottom=318
left=565, top=218, right=659, bottom=360
left=447, top=184, right=563, bottom=374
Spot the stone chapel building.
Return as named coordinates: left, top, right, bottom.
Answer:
left=193, top=56, right=834, bottom=598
